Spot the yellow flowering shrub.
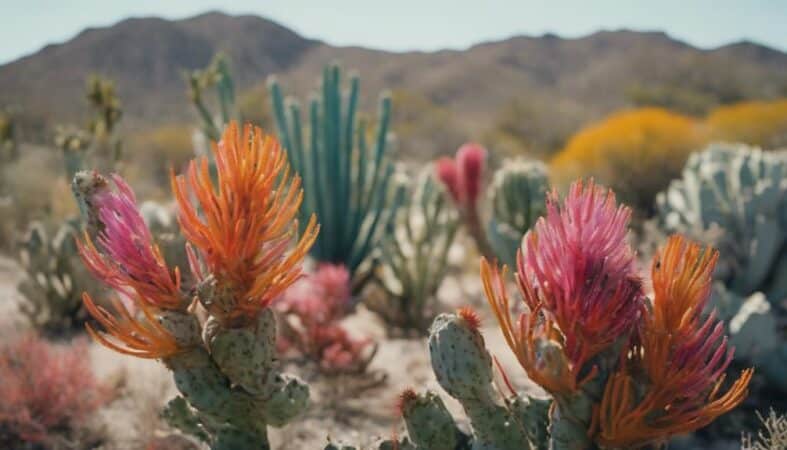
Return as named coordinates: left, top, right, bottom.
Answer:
left=551, top=108, right=704, bottom=213
left=706, top=99, right=787, bottom=148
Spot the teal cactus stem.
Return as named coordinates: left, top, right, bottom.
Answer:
left=269, top=64, right=400, bottom=280
left=486, top=159, right=549, bottom=267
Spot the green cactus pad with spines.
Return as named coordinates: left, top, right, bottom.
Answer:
left=428, top=313, right=531, bottom=450
left=400, top=391, right=464, bottom=450
left=203, top=309, right=278, bottom=395
left=507, top=396, right=550, bottom=450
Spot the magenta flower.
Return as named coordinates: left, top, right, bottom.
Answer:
left=77, top=173, right=183, bottom=310
left=521, top=179, right=642, bottom=367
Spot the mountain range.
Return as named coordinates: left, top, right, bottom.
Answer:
left=1, top=11, right=786, bottom=158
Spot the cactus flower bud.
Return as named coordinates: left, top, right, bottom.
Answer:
left=456, top=143, right=486, bottom=205
left=435, top=157, right=461, bottom=203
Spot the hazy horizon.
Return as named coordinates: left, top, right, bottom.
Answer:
left=2, top=0, right=786, bottom=65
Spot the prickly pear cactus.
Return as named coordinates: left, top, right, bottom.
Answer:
left=371, top=170, right=459, bottom=331
left=486, top=160, right=548, bottom=267
left=657, top=143, right=787, bottom=303
left=16, top=220, right=97, bottom=334
left=335, top=309, right=547, bottom=450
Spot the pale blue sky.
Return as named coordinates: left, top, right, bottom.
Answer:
left=2, top=0, right=786, bottom=64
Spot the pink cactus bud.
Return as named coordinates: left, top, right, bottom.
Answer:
left=435, top=157, right=461, bottom=203
left=456, top=143, right=486, bottom=205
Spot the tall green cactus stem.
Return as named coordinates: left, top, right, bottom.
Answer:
left=188, top=53, right=237, bottom=143
left=428, top=312, right=532, bottom=450
left=16, top=220, right=96, bottom=335
left=486, top=160, right=548, bottom=267
left=269, top=63, right=403, bottom=283
left=373, top=171, right=459, bottom=331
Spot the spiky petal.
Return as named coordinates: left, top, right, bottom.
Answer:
left=518, top=179, right=643, bottom=371
left=76, top=173, right=183, bottom=310
left=171, top=122, right=318, bottom=321
left=82, top=293, right=180, bottom=359
left=597, top=235, right=753, bottom=447
left=482, top=260, right=577, bottom=394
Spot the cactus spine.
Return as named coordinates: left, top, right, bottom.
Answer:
left=269, top=63, right=404, bottom=284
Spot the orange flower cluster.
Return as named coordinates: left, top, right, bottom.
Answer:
left=80, top=121, right=318, bottom=357
left=596, top=236, right=753, bottom=447
left=171, top=122, right=319, bottom=322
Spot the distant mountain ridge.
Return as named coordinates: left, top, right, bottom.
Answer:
left=1, top=11, right=786, bottom=155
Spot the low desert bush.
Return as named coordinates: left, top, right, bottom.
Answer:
left=0, top=334, right=109, bottom=447
left=706, top=98, right=787, bottom=148
left=551, top=107, right=703, bottom=213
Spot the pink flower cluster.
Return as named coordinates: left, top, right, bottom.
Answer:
left=277, top=264, right=376, bottom=373
left=0, top=335, right=109, bottom=444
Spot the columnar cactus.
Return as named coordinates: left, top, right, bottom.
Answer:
left=371, top=170, right=459, bottom=331
left=73, top=123, right=318, bottom=450
left=268, top=63, right=404, bottom=285
left=15, top=220, right=96, bottom=335
left=188, top=53, right=236, bottom=143
left=655, top=142, right=787, bottom=394
left=55, top=75, right=123, bottom=177
left=436, top=147, right=548, bottom=266
left=486, top=159, right=548, bottom=267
